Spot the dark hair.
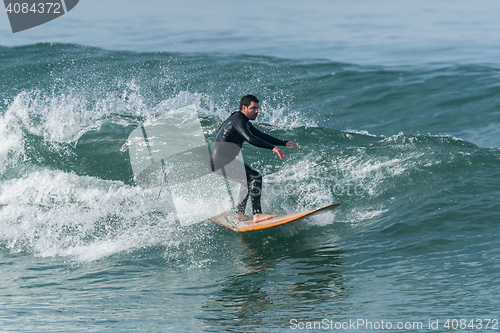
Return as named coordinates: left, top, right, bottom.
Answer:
left=239, top=94, right=259, bottom=110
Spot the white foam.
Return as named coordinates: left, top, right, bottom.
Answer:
left=264, top=156, right=334, bottom=215
left=0, top=89, right=105, bottom=173
left=154, top=91, right=319, bottom=130
left=262, top=147, right=427, bottom=231
left=0, top=169, right=182, bottom=261
left=257, top=100, right=318, bottom=129
left=0, top=98, right=25, bottom=173
left=345, top=129, right=378, bottom=137
left=6, top=90, right=101, bottom=143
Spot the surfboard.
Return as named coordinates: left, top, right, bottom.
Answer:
left=212, top=203, right=340, bottom=232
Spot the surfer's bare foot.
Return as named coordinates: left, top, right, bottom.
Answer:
left=253, top=213, right=277, bottom=223
left=235, top=213, right=253, bottom=222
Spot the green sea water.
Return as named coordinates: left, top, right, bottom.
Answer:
left=1, top=42, right=499, bottom=331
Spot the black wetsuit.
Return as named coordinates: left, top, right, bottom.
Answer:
left=211, top=111, right=287, bottom=215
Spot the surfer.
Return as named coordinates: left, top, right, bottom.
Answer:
left=210, top=94, right=297, bottom=223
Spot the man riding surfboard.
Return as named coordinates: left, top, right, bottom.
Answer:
left=210, top=94, right=297, bottom=223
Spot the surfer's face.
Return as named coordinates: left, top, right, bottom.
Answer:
left=242, top=101, right=259, bottom=120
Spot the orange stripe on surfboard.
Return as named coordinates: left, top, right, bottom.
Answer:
left=212, top=203, right=340, bottom=232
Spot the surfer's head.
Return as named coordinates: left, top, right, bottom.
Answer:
left=240, top=94, right=259, bottom=120
left=239, top=94, right=259, bottom=111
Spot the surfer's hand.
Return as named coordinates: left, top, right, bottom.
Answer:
left=272, top=147, right=286, bottom=160
left=286, top=141, right=297, bottom=150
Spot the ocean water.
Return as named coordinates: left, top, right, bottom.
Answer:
left=1, top=1, right=500, bottom=332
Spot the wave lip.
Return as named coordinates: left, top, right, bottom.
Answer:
left=0, top=43, right=499, bottom=263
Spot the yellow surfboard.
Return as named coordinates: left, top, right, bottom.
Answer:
left=212, top=203, right=340, bottom=232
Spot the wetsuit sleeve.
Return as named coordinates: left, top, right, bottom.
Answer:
left=233, top=120, right=277, bottom=150
left=249, top=124, right=287, bottom=147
